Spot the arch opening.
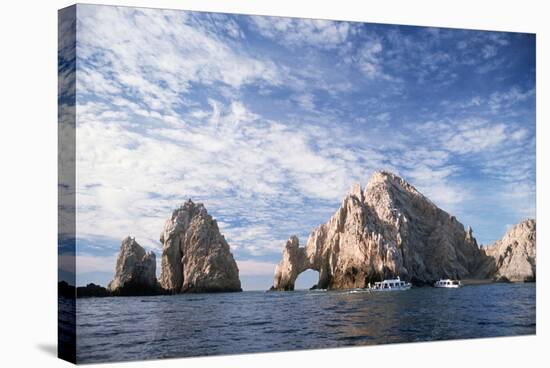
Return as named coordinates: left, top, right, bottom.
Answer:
left=294, top=269, right=320, bottom=290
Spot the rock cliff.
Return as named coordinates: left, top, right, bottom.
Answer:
left=159, top=200, right=242, bottom=293
left=476, top=219, right=536, bottom=282
left=108, top=236, right=159, bottom=295
left=272, top=171, right=483, bottom=290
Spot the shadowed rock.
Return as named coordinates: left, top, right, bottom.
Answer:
left=108, top=236, right=159, bottom=296
left=476, top=219, right=536, bottom=282
left=77, top=283, right=111, bottom=298
left=58, top=280, right=76, bottom=298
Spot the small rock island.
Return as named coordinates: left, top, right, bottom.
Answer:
left=108, top=236, right=159, bottom=296
left=75, top=200, right=242, bottom=297
left=158, top=200, right=242, bottom=293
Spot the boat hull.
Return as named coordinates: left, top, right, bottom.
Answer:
left=434, top=285, right=462, bottom=288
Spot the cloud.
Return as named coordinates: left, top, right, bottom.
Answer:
left=74, top=94, right=384, bottom=256
left=356, top=38, right=387, bottom=79
left=444, top=123, right=507, bottom=154
left=488, top=87, right=535, bottom=113
left=250, top=16, right=350, bottom=49
left=417, top=119, right=513, bottom=155
left=70, top=5, right=535, bottom=290
left=77, top=5, right=282, bottom=111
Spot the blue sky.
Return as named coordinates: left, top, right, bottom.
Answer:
left=61, top=5, right=535, bottom=290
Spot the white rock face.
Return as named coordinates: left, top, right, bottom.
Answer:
left=159, top=200, right=242, bottom=293
left=478, top=219, right=536, bottom=282
left=108, top=236, right=158, bottom=295
left=272, top=171, right=482, bottom=290
left=272, top=236, right=308, bottom=291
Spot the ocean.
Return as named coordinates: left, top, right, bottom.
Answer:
left=73, top=283, right=535, bottom=364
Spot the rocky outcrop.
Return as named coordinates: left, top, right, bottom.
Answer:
left=272, top=171, right=483, bottom=290
left=108, top=236, right=159, bottom=296
left=77, top=283, right=111, bottom=298
left=272, top=236, right=307, bottom=291
left=58, top=281, right=76, bottom=298
left=476, top=219, right=536, bottom=282
left=159, top=200, right=242, bottom=293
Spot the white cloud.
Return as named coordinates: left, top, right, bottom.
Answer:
left=481, top=45, right=497, bottom=59
left=74, top=95, right=382, bottom=256
left=291, top=93, right=316, bottom=111
left=445, top=123, right=507, bottom=154
left=417, top=119, right=514, bottom=155
left=77, top=5, right=282, bottom=113
left=356, top=39, right=385, bottom=78
left=511, top=128, right=529, bottom=141
left=70, top=6, right=535, bottom=282
left=488, top=86, right=535, bottom=113
left=251, top=16, right=350, bottom=49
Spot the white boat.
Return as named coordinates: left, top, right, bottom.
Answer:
left=367, top=277, right=412, bottom=291
left=434, top=279, right=463, bottom=288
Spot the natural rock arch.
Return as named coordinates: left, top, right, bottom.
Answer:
left=272, top=235, right=334, bottom=291
left=271, top=172, right=484, bottom=291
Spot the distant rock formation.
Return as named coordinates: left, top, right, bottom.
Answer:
left=58, top=280, right=76, bottom=298
left=476, top=219, right=536, bottom=282
left=272, top=171, right=484, bottom=290
left=77, top=283, right=111, bottom=298
left=108, top=236, right=159, bottom=296
left=159, top=200, right=242, bottom=293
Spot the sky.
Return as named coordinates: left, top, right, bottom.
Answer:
left=59, top=4, right=535, bottom=290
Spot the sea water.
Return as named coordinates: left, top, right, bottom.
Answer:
left=73, top=283, right=535, bottom=363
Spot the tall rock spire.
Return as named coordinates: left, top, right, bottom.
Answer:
left=159, top=199, right=242, bottom=293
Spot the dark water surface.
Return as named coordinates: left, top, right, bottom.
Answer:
left=75, top=283, right=535, bottom=363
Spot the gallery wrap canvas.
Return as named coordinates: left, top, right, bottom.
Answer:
left=58, top=4, right=536, bottom=364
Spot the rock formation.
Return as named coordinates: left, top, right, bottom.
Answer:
left=476, top=219, right=536, bottom=282
left=108, top=236, right=159, bottom=295
left=159, top=199, right=242, bottom=293
left=76, top=283, right=111, bottom=298
left=272, top=171, right=483, bottom=290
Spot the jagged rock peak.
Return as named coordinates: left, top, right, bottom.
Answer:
left=159, top=199, right=242, bottom=293
left=349, top=183, right=363, bottom=201
left=286, top=235, right=300, bottom=249
left=503, top=218, right=535, bottom=240
left=108, top=236, right=158, bottom=295
left=478, top=219, right=536, bottom=282
left=365, top=170, right=432, bottom=204
left=271, top=170, right=483, bottom=291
